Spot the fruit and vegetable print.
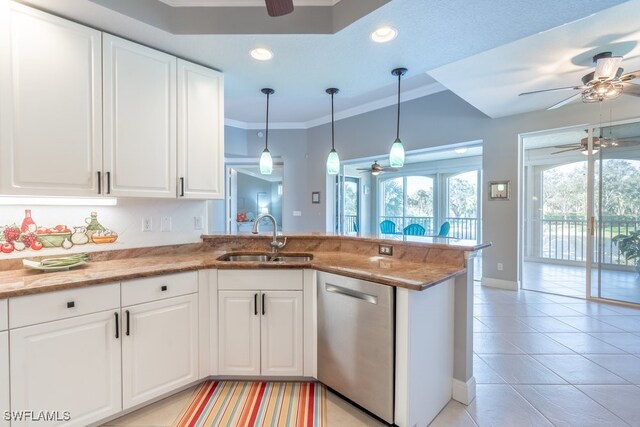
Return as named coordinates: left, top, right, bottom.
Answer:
left=0, top=209, right=118, bottom=254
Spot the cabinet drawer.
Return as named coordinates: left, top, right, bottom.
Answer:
left=0, top=299, right=7, bottom=331
left=218, top=270, right=303, bottom=291
left=9, top=283, right=120, bottom=329
left=122, top=271, right=197, bottom=307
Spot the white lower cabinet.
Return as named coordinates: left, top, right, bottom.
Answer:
left=1, top=331, right=9, bottom=427
left=9, top=310, right=122, bottom=427
left=218, top=290, right=303, bottom=376
left=121, top=293, right=199, bottom=409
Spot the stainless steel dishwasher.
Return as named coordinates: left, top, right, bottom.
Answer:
left=317, top=271, right=395, bottom=424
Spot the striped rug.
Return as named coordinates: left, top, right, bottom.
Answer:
left=173, top=381, right=325, bottom=427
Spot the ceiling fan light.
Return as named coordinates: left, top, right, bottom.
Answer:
left=260, top=148, right=273, bottom=175
left=389, top=138, right=405, bottom=167
left=326, top=149, right=340, bottom=175
left=581, top=148, right=599, bottom=156
left=371, top=170, right=381, bottom=176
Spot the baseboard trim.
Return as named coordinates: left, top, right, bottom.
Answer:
left=481, top=277, right=518, bottom=291
left=452, top=376, right=476, bottom=405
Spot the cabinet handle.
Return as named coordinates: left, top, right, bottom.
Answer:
left=262, top=293, right=266, bottom=315
left=114, top=312, right=119, bottom=339
left=106, top=171, right=111, bottom=194
left=67, top=301, right=75, bottom=309
left=161, top=285, right=168, bottom=291
left=97, top=171, right=102, bottom=194
left=126, top=310, right=130, bottom=336
left=180, top=177, right=185, bottom=197
left=254, top=293, right=258, bottom=316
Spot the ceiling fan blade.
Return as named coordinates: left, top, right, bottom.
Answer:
left=620, top=70, right=640, bottom=82
left=622, top=82, right=640, bottom=97
left=551, top=147, right=581, bottom=155
left=594, top=56, right=622, bottom=80
left=552, top=144, right=582, bottom=149
left=356, top=168, right=372, bottom=171
left=547, top=92, right=582, bottom=110
left=519, top=86, right=581, bottom=96
left=602, top=139, right=640, bottom=148
left=265, top=0, right=293, bottom=17
left=382, top=167, right=399, bottom=172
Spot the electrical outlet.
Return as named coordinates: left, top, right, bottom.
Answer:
left=142, top=217, right=152, bottom=232
left=497, top=263, right=503, bottom=271
left=194, top=216, right=204, bottom=230
left=160, top=216, right=172, bottom=232
left=379, top=244, right=393, bottom=256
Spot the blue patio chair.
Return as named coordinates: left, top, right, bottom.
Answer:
left=437, top=221, right=451, bottom=237
left=379, top=220, right=396, bottom=234
left=403, top=223, right=425, bottom=236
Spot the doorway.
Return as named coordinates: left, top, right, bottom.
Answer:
left=521, top=120, right=640, bottom=304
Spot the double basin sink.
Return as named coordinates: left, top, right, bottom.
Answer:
left=217, top=253, right=313, bottom=263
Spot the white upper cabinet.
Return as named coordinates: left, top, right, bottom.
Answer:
left=177, top=60, right=224, bottom=199
left=0, top=2, right=102, bottom=196
left=103, top=34, right=177, bottom=198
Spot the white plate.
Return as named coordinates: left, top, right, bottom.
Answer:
left=22, top=259, right=86, bottom=272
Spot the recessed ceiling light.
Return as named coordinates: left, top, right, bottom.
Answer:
left=371, top=26, right=397, bottom=43
left=250, top=47, right=273, bottom=61
left=455, top=148, right=468, bottom=154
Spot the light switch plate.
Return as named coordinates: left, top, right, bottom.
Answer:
left=293, top=211, right=302, bottom=217
left=160, top=216, right=172, bottom=232
left=194, top=216, right=204, bottom=230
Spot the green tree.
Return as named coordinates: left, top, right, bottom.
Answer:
left=448, top=177, right=477, bottom=217
left=407, top=189, right=433, bottom=216
left=382, top=178, right=403, bottom=217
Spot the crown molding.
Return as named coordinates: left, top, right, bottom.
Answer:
left=225, top=82, right=447, bottom=130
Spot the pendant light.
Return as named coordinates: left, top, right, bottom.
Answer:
left=260, top=88, right=274, bottom=175
left=326, top=88, right=340, bottom=175
left=389, top=67, right=407, bottom=168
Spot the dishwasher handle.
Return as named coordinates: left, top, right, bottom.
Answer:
left=325, top=283, right=378, bottom=304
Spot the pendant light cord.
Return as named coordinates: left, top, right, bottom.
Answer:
left=265, top=92, right=270, bottom=150
left=396, top=72, right=401, bottom=140
left=331, top=92, right=335, bottom=150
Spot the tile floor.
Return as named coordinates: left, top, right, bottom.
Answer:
left=105, top=283, right=640, bottom=427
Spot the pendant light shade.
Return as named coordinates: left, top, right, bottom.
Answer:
left=260, top=88, right=274, bottom=175
left=389, top=68, right=407, bottom=168
left=326, top=88, right=340, bottom=175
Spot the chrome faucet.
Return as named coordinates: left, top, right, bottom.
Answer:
left=252, top=214, right=287, bottom=253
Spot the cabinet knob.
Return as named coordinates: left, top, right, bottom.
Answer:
left=161, top=285, right=168, bottom=291
left=67, top=301, right=75, bottom=309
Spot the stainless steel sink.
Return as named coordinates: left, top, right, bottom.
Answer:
left=217, top=253, right=313, bottom=262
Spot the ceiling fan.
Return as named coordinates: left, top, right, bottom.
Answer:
left=551, top=132, right=640, bottom=155
left=356, top=161, right=399, bottom=176
left=265, top=0, right=293, bottom=17
left=519, top=52, right=640, bottom=110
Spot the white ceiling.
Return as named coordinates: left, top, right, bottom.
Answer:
left=429, top=0, right=640, bottom=119
left=22, top=0, right=633, bottom=127
left=158, top=0, right=340, bottom=6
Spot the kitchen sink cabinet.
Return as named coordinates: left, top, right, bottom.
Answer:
left=9, top=310, right=122, bottom=427
left=0, top=331, right=8, bottom=427
left=218, top=269, right=305, bottom=377
left=177, top=60, right=224, bottom=199
left=218, top=290, right=303, bottom=377
left=103, top=34, right=177, bottom=198
left=0, top=2, right=103, bottom=197
left=121, top=293, right=199, bottom=409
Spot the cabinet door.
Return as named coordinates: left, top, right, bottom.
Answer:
left=261, top=291, right=303, bottom=376
left=0, top=2, right=102, bottom=196
left=218, top=291, right=261, bottom=376
left=103, top=34, right=176, bottom=198
left=0, top=331, right=9, bottom=427
left=9, top=311, right=121, bottom=427
left=122, top=294, right=198, bottom=409
left=177, top=59, right=224, bottom=199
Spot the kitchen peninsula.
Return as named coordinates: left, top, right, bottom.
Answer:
left=0, top=234, right=488, bottom=427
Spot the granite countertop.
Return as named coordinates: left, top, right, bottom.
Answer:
left=0, top=235, right=489, bottom=298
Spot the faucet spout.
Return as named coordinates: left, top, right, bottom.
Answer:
left=252, top=214, right=287, bottom=253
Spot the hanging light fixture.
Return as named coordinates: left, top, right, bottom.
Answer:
left=389, top=67, right=407, bottom=168
left=260, top=88, right=274, bottom=175
left=325, top=88, right=340, bottom=175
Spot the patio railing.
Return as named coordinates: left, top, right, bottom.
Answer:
left=535, top=218, right=640, bottom=266
left=378, top=216, right=479, bottom=240
left=344, top=214, right=358, bottom=233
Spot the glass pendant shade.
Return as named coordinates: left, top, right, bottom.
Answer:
left=326, top=148, right=340, bottom=175
left=389, top=138, right=405, bottom=167
left=260, top=148, right=273, bottom=174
